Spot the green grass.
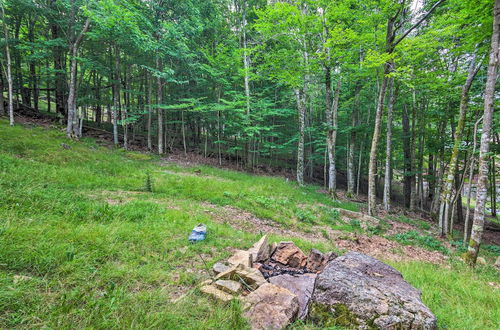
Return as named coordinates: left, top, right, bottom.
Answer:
left=389, top=230, right=449, bottom=254
left=390, top=214, right=432, bottom=230
left=0, top=118, right=498, bottom=329
left=388, top=261, right=500, bottom=330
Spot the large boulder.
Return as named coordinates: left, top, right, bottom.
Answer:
left=269, top=274, right=316, bottom=320
left=243, top=283, right=299, bottom=330
left=311, top=252, right=437, bottom=329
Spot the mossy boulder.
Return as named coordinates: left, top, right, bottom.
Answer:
left=312, top=252, right=437, bottom=329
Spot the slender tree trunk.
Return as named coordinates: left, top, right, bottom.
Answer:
left=122, top=64, right=129, bottom=150
left=410, top=92, right=417, bottom=210
left=181, top=109, right=187, bottom=155
left=325, top=67, right=340, bottom=195
left=368, top=62, right=390, bottom=215
left=66, top=45, right=79, bottom=137
left=464, top=116, right=482, bottom=244
left=111, top=45, right=120, bottom=145
left=66, top=16, right=90, bottom=138
left=28, top=18, right=38, bottom=111
left=157, top=56, right=164, bottom=154
left=1, top=4, right=14, bottom=126
left=295, top=88, right=306, bottom=186
left=242, top=0, right=252, bottom=168
left=466, top=0, right=499, bottom=265
left=383, top=77, right=395, bottom=211
left=0, top=68, right=5, bottom=116
left=439, top=54, right=480, bottom=235
left=147, top=73, right=152, bottom=151
left=402, top=103, right=413, bottom=208
left=347, top=83, right=360, bottom=197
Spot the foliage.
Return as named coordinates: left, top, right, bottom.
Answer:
left=390, top=230, right=449, bottom=254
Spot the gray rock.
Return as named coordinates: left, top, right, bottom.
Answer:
left=213, top=262, right=230, bottom=274
left=243, top=283, right=299, bottom=330
left=312, top=252, right=437, bottom=329
left=269, top=273, right=316, bottom=320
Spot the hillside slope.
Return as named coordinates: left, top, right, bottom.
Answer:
left=0, top=119, right=498, bottom=329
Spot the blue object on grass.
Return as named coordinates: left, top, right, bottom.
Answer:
left=189, top=223, right=207, bottom=242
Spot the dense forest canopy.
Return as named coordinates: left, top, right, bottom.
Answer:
left=0, top=0, right=498, bottom=264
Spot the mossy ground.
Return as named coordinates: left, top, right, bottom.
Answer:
left=0, top=119, right=498, bottom=329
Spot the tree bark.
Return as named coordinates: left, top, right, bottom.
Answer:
left=466, top=0, right=499, bottom=265
left=383, top=77, right=395, bottom=211
left=464, top=116, right=482, bottom=244
left=295, top=88, right=306, bottom=186
left=325, top=67, right=340, bottom=195
left=439, top=54, right=480, bottom=235
left=66, top=17, right=90, bottom=138
left=2, top=4, right=14, bottom=126
left=147, top=72, right=153, bottom=151
left=368, top=61, right=390, bottom=215
left=157, top=56, right=164, bottom=154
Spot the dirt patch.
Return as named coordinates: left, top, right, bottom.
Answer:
left=333, top=233, right=447, bottom=264
left=201, top=203, right=447, bottom=264
left=201, top=202, right=329, bottom=243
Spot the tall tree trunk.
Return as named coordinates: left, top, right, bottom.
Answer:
left=123, top=65, right=129, bottom=150
left=50, top=0, right=66, bottom=118
left=1, top=4, right=14, bottom=126
left=383, top=77, right=395, bottom=211
left=242, top=0, right=252, bottom=168
left=147, top=73, right=152, bottom=151
left=368, top=62, right=390, bottom=215
left=439, top=54, right=480, bottom=235
left=157, top=56, right=164, bottom=154
left=66, top=44, right=79, bottom=137
left=28, top=17, right=38, bottom=111
left=464, top=116, right=482, bottom=244
left=402, top=103, right=412, bottom=208
left=347, top=82, right=360, bottom=197
left=410, top=92, right=417, bottom=210
left=325, top=67, right=340, bottom=195
left=294, top=88, right=306, bottom=186
left=466, top=0, right=499, bottom=265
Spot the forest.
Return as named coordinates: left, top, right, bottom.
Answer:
left=0, top=0, right=499, bottom=328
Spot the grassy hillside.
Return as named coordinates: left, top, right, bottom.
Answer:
left=0, top=119, right=498, bottom=329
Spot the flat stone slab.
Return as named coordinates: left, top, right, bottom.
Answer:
left=200, top=284, right=233, bottom=303
left=213, top=262, right=230, bottom=274
left=215, top=279, right=242, bottom=294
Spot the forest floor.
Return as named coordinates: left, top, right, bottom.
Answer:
left=0, top=117, right=499, bottom=329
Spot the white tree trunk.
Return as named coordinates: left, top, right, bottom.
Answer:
left=383, top=77, right=395, bottom=211
left=295, top=88, right=305, bottom=186
left=466, top=0, right=500, bottom=264
left=2, top=4, right=14, bottom=126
